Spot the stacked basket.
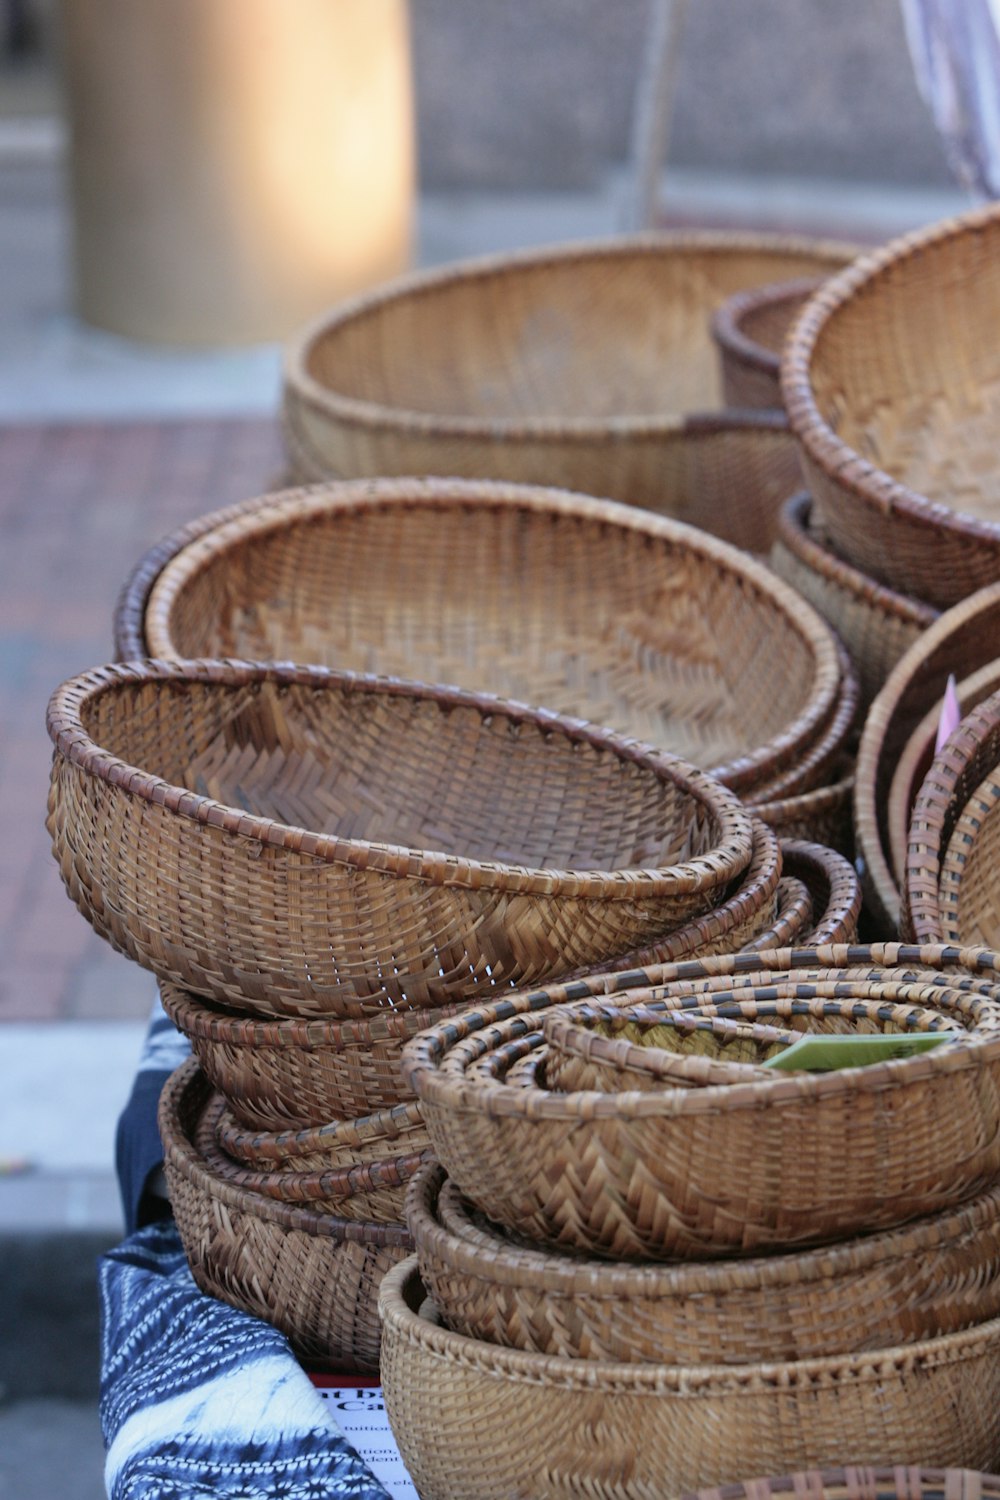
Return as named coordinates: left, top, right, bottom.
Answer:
left=385, top=944, right=1000, bottom=1498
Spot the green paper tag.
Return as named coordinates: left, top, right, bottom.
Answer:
left=761, top=1030, right=958, bottom=1071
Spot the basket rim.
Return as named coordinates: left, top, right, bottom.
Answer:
left=284, top=230, right=862, bottom=437
left=408, top=1158, right=1000, bottom=1301
left=379, top=1256, right=1000, bottom=1392
left=215, top=1092, right=425, bottom=1158
left=47, top=656, right=755, bottom=899
left=781, top=200, right=1000, bottom=550
left=679, top=1471, right=1000, bottom=1500
left=710, top=275, right=833, bottom=380
left=400, top=944, right=1000, bottom=1119
left=776, top=837, right=862, bottom=946
left=160, top=1059, right=413, bottom=1246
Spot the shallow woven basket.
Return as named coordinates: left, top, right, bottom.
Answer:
left=712, top=275, right=833, bottom=410
left=159, top=1060, right=411, bottom=1372
left=775, top=838, right=861, bottom=944
left=47, top=660, right=756, bottom=1018
left=855, top=583, right=1000, bottom=935
left=783, top=202, right=1000, bottom=607
left=214, top=1094, right=427, bottom=1174
left=378, top=1258, right=1000, bottom=1500
left=683, top=1471, right=1000, bottom=1500
left=129, top=477, right=842, bottom=795
left=771, top=493, right=937, bottom=710
left=749, top=637, right=859, bottom=803
left=401, top=944, right=1000, bottom=1260
left=408, top=1160, right=1000, bottom=1365
left=905, top=692, right=1000, bottom=945
left=282, top=232, right=857, bottom=496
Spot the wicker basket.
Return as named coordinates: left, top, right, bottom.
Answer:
left=159, top=1060, right=411, bottom=1372
left=159, top=980, right=462, bottom=1128
left=712, top=275, right=834, bottom=410
left=132, top=477, right=842, bottom=795
left=775, top=838, right=861, bottom=944
left=407, top=1160, right=1000, bottom=1365
left=282, top=232, right=859, bottom=494
left=750, top=638, right=859, bottom=802
left=215, top=1094, right=427, bottom=1173
left=47, top=660, right=757, bottom=1018
left=683, top=1471, right=1000, bottom=1500
left=378, top=1258, right=1000, bottom=1499
left=855, top=583, right=1000, bottom=935
left=782, top=202, right=1000, bottom=607
left=401, top=945, right=1000, bottom=1260
left=753, top=766, right=855, bottom=858
left=771, top=493, right=937, bottom=710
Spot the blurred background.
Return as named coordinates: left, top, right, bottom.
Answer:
left=0, top=1, right=975, bottom=1495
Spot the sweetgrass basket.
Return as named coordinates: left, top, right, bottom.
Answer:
left=160, top=1060, right=411, bottom=1372
left=401, top=945, right=1000, bottom=1259
left=130, top=477, right=842, bottom=796
left=378, top=1258, right=1000, bottom=1500
left=771, top=493, right=937, bottom=710
left=782, top=201, right=1000, bottom=607
left=47, top=660, right=755, bottom=1017
left=407, top=1160, right=1000, bottom=1365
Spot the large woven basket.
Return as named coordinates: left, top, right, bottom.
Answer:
left=159, top=1060, right=411, bottom=1372
left=379, top=1259, right=1000, bottom=1500
left=129, top=477, right=842, bottom=796
left=47, top=660, right=755, bottom=1017
left=712, top=274, right=847, bottom=410
left=401, top=945, right=1000, bottom=1260
left=408, top=1160, right=1000, bottom=1365
left=282, top=232, right=858, bottom=495
left=782, top=202, right=1000, bottom=607
left=684, top=1471, right=1000, bottom=1500
left=771, top=493, right=937, bottom=710
left=854, top=583, right=1000, bottom=934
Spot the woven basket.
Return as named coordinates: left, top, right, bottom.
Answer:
left=750, top=637, right=859, bottom=802
left=159, top=1060, right=411, bottom=1372
left=782, top=202, right=1000, bottom=607
left=132, top=477, right=842, bottom=795
left=47, top=660, right=756, bottom=1018
left=378, top=1258, right=1000, bottom=1499
left=855, top=583, right=1000, bottom=935
left=407, top=1160, right=1000, bottom=1365
left=741, top=874, right=812, bottom=950
left=753, top=767, right=855, bottom=858
left=401, top=945, right=1000, bottom=1260
left=159, top=980, right=462, bottom=1128
left=683, top=1471, right=1000, bottom=1500
left=215, top=1095, right=427, bottom=1173
left=771, top=493, right=937, bottom=710
left=282, top=232, right=859, bottom=494
left=775, top=838, right=861, bottom=945
left=712, top=276, right=830, bottom=410
left=905, top=692, right=1000, bottom=945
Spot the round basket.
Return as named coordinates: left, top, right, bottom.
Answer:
left=282, top=232, right=858, bottom=494
left=775, top=838, right=861, bottom=945
left=378, top=1258, right=1000, bottom=1500
left=749, top=637, right=859, bottom=802
left=400, top=945, right=1000, bottom=1260
left=407, top=1160, right=1000, bottom=1365
left=771, top=493, right=937, bottom=710
left=753, top=766, right=855, bottom=858
left=854, top=582, right=1000, bottom=935
left=742, top=874, right=813, bottom=950
left=159, top=980, right=462, bottom=1128
left=782, top=202, right=1000, bottom=607
left=131, top=477, right=842, bottom=795
left=683, top=1471, right=1000, bottom=1500
left=214, top=1095, right=427, bottom=1173
left=47, top=660, right=756, bottom=1018
left=159, top=1060, right=411, bottom=1372
left=712, top=275, right=833, bottom=410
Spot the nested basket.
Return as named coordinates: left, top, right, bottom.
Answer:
left=282, top=232, right=858, bottom=498
left=214, top=1095, right=427, bottom=1174
left=47, top=660, right=756, bottom=1017
left=400, top=944, right=1000, bottom=1260
left=127, top=477, right=843, bottom=796
left=774, top=838, right=861, bottom=944
left=159, top=1060, right=411, bottom=1372
left=782, top=201, right=1000, bottom=607
left=771, top=493, right=937, bottom=710
left=378, top=1259, right=1000, bottom=1500
left=712, top=275, right=838, bottom=410
left=855, top=582, right=1000, bottom=934
left=407, top=1160, right=1000, bottom=1364
left=683, top=1471, right=1000, bottom=1500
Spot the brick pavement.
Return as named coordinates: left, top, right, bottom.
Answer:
left=0, top=416, right=284, bottom=1020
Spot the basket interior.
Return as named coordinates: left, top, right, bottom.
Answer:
left=584, top=1016, right=790, bottom=1064
left=78, top=674, right=723, bottom=872
left=150, top=499, right=822, bottom=771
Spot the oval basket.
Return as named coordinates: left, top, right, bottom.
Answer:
left=771, top=493, right=937, bottom=710
left=47, top=660, right=755, bottom=1018
left=782, top=202, right=1000, bottom=607
left=400, top=944, right=1000, bottom=1260
left=159, top=1060, right=411, bottom=1373
left=712, top=275, right=830, bottom=410
left=683, top=1471, right=1000, bottom=1500
left=378, top=1259, right=1000, bottom=1500
left=131, top=477, right=842, bottom=795
left=159, top=980, right=464, bottom=1129
left=282, top=232, right=857, bottom=495
left=854, top=582, right=1000, bottom=935
left=407, top=1160, right=1000, bottom=1365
